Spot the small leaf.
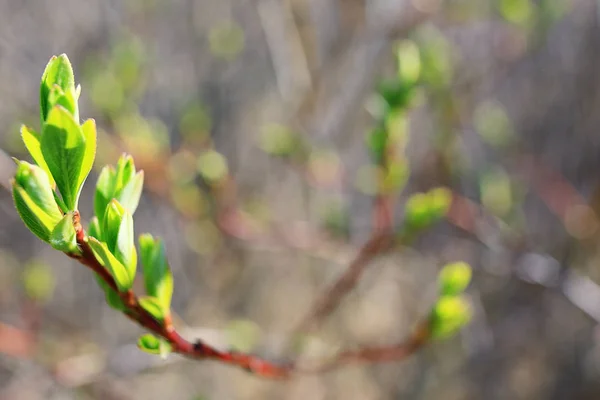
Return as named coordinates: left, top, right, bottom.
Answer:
left=79, top=119, right=97, bottom=196
left=429, top=295, right=472, bottom=339
left=439, top=262, right=472, bottom=296
left=88, top=216, right=101, bottom=240
left=49, top=212, right=80, bottom=254
left=12, top=186, right=54, bottom=242
left=103, top=200, right=137, bottom=283
left=197, top=150, right=228, bottom=184
left=40, top=54, right=76, bottom=124
left=88, top=237, right=133, bottom=292
left=119, top=171, right=144, bottom=215
left=139, top=296, right=166, bottom=323
left=95, top=275, right=125, bottom=311
left=48, top=84, right=78, bottom=120
left=139, top=234, right=173, bottom=311
left=41, top=106, right=87, bottom=210
left=137, top=333, right=172, bottom=358
left=13, top=161, right=63, bottom=223
left=21, top=125, right=55, bottom=188
left=94, top=165, right=117, bottom=222
left=12, top=161, right=63, bottom=242
left=428, top=187, right=452, bottom=218
left=22, top=261, right=55, bottom=303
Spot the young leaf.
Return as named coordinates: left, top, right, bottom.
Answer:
left=49, top=212, right=80, bottom=254
left=88, top=216, right=101, bottom=240
left=439, top=262, right=472, bottom=296
left=118, top=171, right=144, bottom=215
left=95, top=275, right=125, bottom=311
left=137, top=333, right=172, bottom=358
left=79, top=119, right=97, bottom=197
left=429, top=296, right=472, bottom=339
left=102, top=200, right=137, bottom=283
left=40, top=106, right=87, bottom=211
left=48, top=84, right=78, bottom=120
left=20, top=125, right=55, bottom=188
left=139, top=234, right=173, bottom=311
left=12, top=161, right=63, bottom=242
left=13, top=186, right=56, bottom=242
left=88, top=237, right=133, bottom=292
left=40, top=54, right=76, bottom=124
left=94, top=165, right=117, bottom=222
left=139, top=296, right=166, bottom=323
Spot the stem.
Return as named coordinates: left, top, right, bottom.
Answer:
left=69, top=212, right=293, bottom=378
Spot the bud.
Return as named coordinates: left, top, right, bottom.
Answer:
left=429, top=296, right=472, bottom=339
left=12, top=161, right=63, bottom=242
left=439, top=261, right=472, bottom=296
left=102, top=199, right=137, bottom=284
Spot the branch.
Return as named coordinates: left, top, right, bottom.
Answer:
left=69, top=212, right=294, bottom=379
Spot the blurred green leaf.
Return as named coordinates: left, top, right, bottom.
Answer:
left=259, top=124, right=298, bottom=157
left=88, top=216, right=101, bottom=240
left=197, top=150, right=228, bottom=184
left=95, top=274, right=125, bottom=311
left=480, top=168, right=512, bottom=217
left=137, top=333, right=171, bottom=358
left=226, top=319, right=261, bottom=353
left=397, top=40, right=421, bottom=84
left=498, top=0, right=534, bottom=25
left=439, top=262, right=472, bottom=296
left=209, top=21, right=245, bottom=60
left=139, top=296, right=166, bottom=323
left=430, top=295, right=472, bottom=339
left=22, top=261, right=55, bottom=302
left=473, top=100, right=514, bottom=148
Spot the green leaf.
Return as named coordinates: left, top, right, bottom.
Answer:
left=88, top=237, right=133, bottom=292
left=40, top=54, right=76, bottom=124
left=102, top=200, right=137, bottom=283
left=118, top=171, right=144, bottom=215
left=41, top=106, right=87, bottom=211
left=428, top=187, right=452, bottom=218
left=13, top=161, right=63, bottom=222
left=21, top=125, right=55, bottom=188
left=95, top=274, right=125, bottom=311
left=404, top=192, right=431, bottom=229
left=49, top=212, right=80, bottom=254
left=197, top=150, right=228, bottom=184
left=94, top=155, right=143, bottom=220
left=429, top=295, right=472, bottom=339
left=139, top=296, right=166, bottom=323
left=137, top=333, right=172, bottom=358
left=12, top=161, right=63, bottom=242
left=139, top=234, right=173, bottom=311
left=94, top=165, right=117, bottom=222
left=439, top=262, right=472, bottom=296
left=88, top=216, right=101, bottom=240
left=48, top=84, right=78, bottom=120
left=79, top=119, right=97, bottom=196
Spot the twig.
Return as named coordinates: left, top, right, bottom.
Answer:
left=68, top=211, right=294, bottom=379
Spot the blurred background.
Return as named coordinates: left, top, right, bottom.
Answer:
left=1, top=0, right=600, bottom=398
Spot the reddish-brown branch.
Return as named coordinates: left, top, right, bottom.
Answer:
left=310, top=321, right=430, bottom=372
left=293, top=231, right=395, bottom=334
left=69, top=212, right=293, bottom=379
